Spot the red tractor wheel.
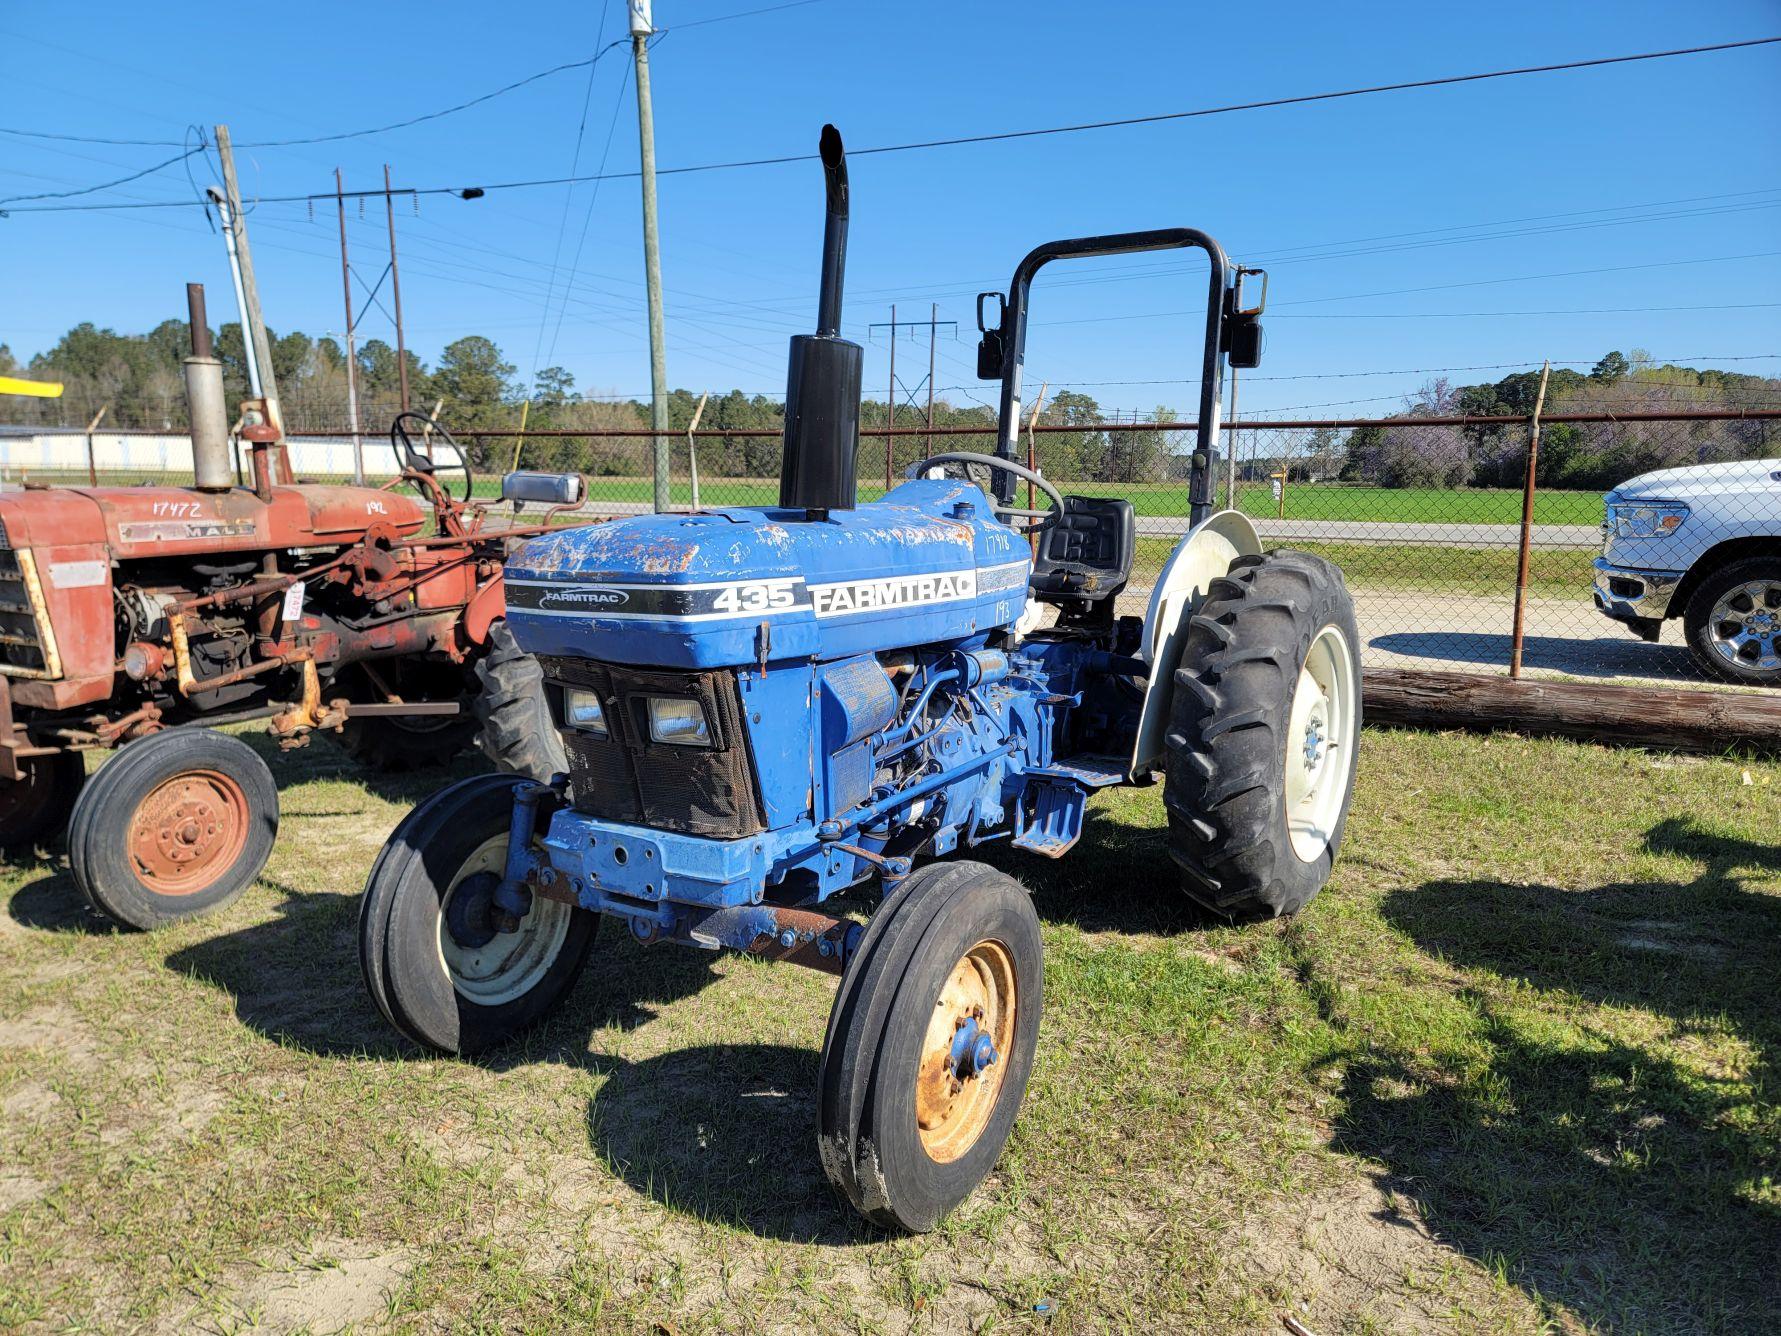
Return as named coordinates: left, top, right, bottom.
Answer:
left=0, top=751, right=86, bottom=853
left=68, top=731, right=278, bottom=930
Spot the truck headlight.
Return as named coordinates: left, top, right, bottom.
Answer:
left=1608, top=500, right=1689, bottom=539
left=646, top=696, right=711, bottom=747
left=563, top=687, right=608, bottom=736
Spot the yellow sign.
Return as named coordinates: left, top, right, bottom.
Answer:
left=0, top=376, right=64, bottom=399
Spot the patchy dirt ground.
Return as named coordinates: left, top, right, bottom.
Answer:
left=1, top=728, right=1775, bottom=1333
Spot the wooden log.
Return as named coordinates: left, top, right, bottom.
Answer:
left=1362, top=668, right=1781, bottom=756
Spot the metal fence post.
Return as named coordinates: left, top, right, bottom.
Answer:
left=84, top=405, right=107, bottom=486
left=1508, top=361, right=1551, bottom=678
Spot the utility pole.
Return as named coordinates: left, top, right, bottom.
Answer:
left=213, top=129, right=281, bottom=427
left=335, top=169, right=365, bottom=484
left=868, top=308, right=956, bottom=476
left=926, top=300, right=938, bottom=451
left=211, top=124, right=292, bottom=482
left=629, top=1, right=671, bottom=513
left=886, top=303, right=897, bottom=491
left=384, top=164, right=410, bottom=413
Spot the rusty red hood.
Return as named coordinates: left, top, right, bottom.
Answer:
left=0, top=483, right=427, bottom=559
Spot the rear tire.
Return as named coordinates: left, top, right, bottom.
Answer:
left=1163, top=550, right=1360, bottom=919
left=818, top=861, right=1042, bottom=1233
left=68, top=730, right=278, bottom=930
left=359, top=773, right=597, bottom=1054
left=472, top=620, right=567, bottom=781
left=332, top=660, right=477, bottom=772
left=0, top=750, right=85, bottom=854
left=1681, top=556, right=1781, bottom=686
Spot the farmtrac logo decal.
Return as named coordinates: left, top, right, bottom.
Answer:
left=810, top=570, right=975, bottom=617
left=536, top=585, right=630, bottom=611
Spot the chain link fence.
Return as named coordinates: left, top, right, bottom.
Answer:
left=4, top=410, right=1776, bottom=690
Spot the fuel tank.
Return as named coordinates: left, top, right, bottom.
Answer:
left=504, top=477, right=1030, bottom=669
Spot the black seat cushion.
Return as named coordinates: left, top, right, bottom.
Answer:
left=1029, top=496, right=1136, bottom=604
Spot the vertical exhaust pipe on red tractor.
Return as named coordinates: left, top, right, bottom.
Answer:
left=182, top=283, right=234, bottom=492
left=777, top=125, right=863, bottom=518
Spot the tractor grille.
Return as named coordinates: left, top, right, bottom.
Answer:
left=0, top=540, right=51, bottom=676
left=539, top=656, right=765, bottom=838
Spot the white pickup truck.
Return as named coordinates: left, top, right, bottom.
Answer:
left=1594, top=457, right=1781, bottom=685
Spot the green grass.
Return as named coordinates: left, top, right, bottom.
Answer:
left=1, top=727, right=1774, bottom=1331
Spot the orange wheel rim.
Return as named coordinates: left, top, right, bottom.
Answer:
left=127, top=768, right=251, bottom=897
left=915, top=939, right=1017, bottom=1164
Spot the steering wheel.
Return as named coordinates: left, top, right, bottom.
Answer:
left=390, top=411, right=474, bottom=503
left=905, top=451, right=1064, bottom=534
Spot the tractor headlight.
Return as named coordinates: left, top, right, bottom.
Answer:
left=563, top=687, right=608, bottom=737
left=1608, top=499, right=1689, bottom=539
left=645, top=696, right=711, bottom=747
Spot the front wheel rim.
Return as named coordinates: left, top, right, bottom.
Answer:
left=1285, top=624, right=1357, bottom=863
left=435, top=833, right=573, bottom=1006
left=1707, top=578, right=1781, bottom=674
left=127, top=768, right=251, bottom=896
left=915, top=939, right=1017, bottom=1164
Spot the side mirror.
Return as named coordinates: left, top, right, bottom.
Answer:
left=502, top=471, right=584, bottom=507
left=975, top=290, right=1006, bottom=380
left=1227, top=315, right=1264, bottom=369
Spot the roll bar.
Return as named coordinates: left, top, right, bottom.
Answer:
left=976, top=229, right=1262, bottom=527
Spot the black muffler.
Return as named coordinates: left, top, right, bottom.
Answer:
left=778, top=124, right=863, bottom=517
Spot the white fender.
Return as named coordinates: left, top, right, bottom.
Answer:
left=1129, top=509, right=1262, bottom=778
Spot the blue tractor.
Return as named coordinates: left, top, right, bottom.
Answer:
left=360, top=127, right=1361, bottom=1232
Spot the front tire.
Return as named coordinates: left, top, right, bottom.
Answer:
left=818, top=861, right=1042, bottom=1233
left=1682, top=557, right=1781, bottom=686
left=68, top=730, right=278, bottom=930
left=0, top=750, right=86, bottom=854
left=1163, top=550, right=1361, bottom=919
left=359, top=773, right=597, bottom=1054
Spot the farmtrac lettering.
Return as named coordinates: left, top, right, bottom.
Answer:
left=811, top=570, right=975, bottom=618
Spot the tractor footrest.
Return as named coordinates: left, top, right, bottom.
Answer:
left=1012, top=778, right=1088, bottom=859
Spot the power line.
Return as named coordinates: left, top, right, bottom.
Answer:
left=7, top=36, right=1777, bottom=214
left=0, top=144, right=204, bottom=208
left=0, top=2, right=821, bottom=152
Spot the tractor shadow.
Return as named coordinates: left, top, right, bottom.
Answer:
left=586, top=1042, right=872, bottom=1245
left=979, top=800, right=1231, bottom=938
left=1328, top=817, right=1781, bottom=1327
left=231, top=728, right=493, bottom=808
left=163, top=880, right=722, bottom=1069
left=5, top=861, right=118, bottom=935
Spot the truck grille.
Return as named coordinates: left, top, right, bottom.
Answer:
left=0, top=545, right=53, bottom=677
left=539, top=656, right=765, bottom=839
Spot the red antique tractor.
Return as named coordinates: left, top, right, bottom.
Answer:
left=0, top=287, right=577, bottom=929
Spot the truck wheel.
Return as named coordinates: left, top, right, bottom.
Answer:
left=68, top=730, right=278, bottom=930
left=1682, top=557, right=1781, bottom=686
left=1164, top=550, right=1361, bottom=919
left=472, top=620, right=567, bottom=781
left=359, top=773, right=597, bottom=1054
left=817, top=861, right=1042, bottom=1233
left=0, top=751, right=86, bottom=853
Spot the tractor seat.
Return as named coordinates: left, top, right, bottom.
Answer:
left=1029, top=496, right=1136, bottom=604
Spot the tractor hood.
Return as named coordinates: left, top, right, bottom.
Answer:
left=504, top=477, right=1030, bottom=669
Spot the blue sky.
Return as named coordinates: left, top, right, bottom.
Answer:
left=2, top=1, right=1777, bottom=419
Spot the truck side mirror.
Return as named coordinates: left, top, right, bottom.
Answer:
left=975, top=291, right=1006, bottom=380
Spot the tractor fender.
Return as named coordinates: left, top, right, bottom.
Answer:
left=462, top=573, right=507, bottom=648
left=1129, top=510, right=1261, bottom=779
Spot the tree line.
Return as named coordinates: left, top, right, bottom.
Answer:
left=5, top=321, right=1773, bottom=491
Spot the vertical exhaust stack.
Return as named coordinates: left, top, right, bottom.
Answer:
left=182, top=283, right=234, bottom=491
left=778, top=124, right=863, bottom=517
